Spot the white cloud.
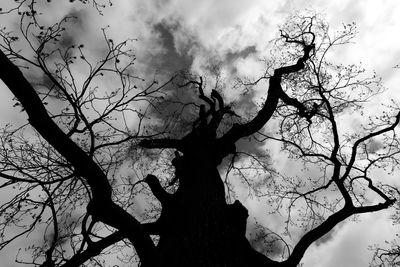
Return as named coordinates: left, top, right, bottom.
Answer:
left=1, top=0, right=400, bottom=266
left=302, top=211, right=396, bottom=267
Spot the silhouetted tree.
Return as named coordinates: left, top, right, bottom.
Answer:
left=0, top=3, right=399, bottom=267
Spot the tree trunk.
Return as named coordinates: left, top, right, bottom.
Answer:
left=147, top=139, right=276, bottom=267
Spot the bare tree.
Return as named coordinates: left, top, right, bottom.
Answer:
left=0, top=3, right=398, bottom=267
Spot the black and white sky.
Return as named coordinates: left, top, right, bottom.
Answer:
left=0, top=0, right=400, bottom=266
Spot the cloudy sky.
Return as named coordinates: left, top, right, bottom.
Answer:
left=1, top=0, right=400, bottom=266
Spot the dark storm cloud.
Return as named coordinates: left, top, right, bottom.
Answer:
left=59, top=31, right=75, bottom=48
left=314, top=228, right=335, bottom=246
left=367, top=139, right=383, bottom=153
left=58, top=9, right=86, bottom=49
left=225, top=45, right=257, bottom=63
left=235, top=137, right=266, bottom=156
left=142, top=23, right=198, bottom=133
left=222, top=45, right=257, bottom=75
left=199, top=45, right=258, bottom=74
left=152, top=23, right=194, bottom=74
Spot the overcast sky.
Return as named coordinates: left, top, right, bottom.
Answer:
left=1, top=0, right=400, bottom=266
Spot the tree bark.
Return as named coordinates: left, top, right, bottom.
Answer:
left=143, top=129, right=278, bottom=267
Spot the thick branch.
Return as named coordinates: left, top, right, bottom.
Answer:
left=284, top=195, right=394, bottom=267
left=0, top=51, right=111, bottom=200
left=0, top=50, right=156, bottom=265
left=341, top=112, right=400, bottom=181
left=220, top=76, right=279, bottom=144
left=284, top=207, right=352, bottom=267
left=62, top=223, right=160, bottom=267
left=354, top=199, right=395, bottom=214
left=145, top=174, right=171, bottom=205
left=61, top=232, right=125, bottom=267
left=221, top=43, right=315, bottom=145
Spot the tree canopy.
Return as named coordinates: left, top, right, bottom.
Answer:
left=0, top=2, right=399, bottom=266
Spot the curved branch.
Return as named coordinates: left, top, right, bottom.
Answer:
left=221, top=43, right=315, bottom=145
left=61, top=231, right=125, bottom=267
left=341, top=112, right=400, bottom=181
left=284, top=207, right=352, bottom=267
left=284, top=195, right=395, bottom=267
left=145, top=174, right=171, bottom=205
